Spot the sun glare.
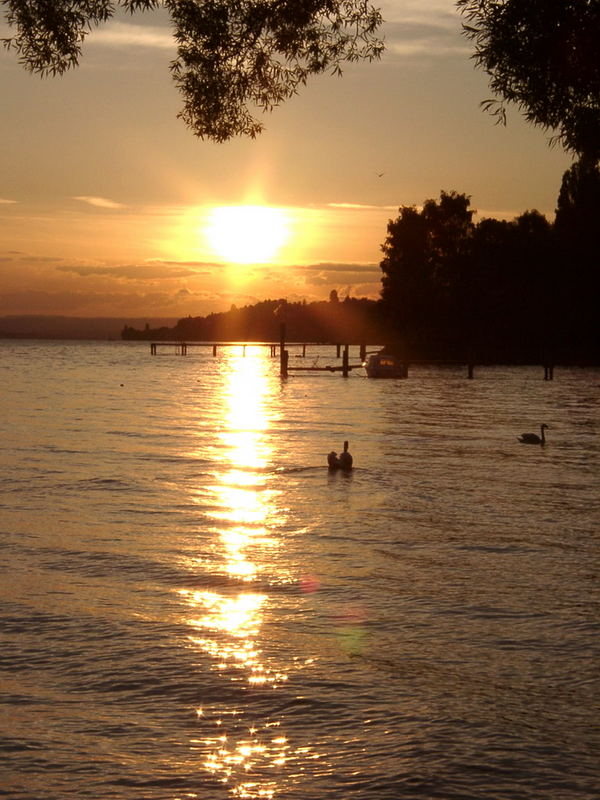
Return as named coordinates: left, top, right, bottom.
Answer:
left=205, top=205, right=289, bottom=264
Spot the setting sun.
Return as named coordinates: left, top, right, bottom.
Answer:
left=204, top=205, right=290, bottom=264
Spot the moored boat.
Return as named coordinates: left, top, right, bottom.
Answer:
left=365, top=351, right=406, bottom=378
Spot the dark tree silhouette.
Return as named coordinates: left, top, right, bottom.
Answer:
left=380, top=191, right=475, bottom=357
left=468, top=216, right=514, bottom=352
left=554, top=158, right=600, bottom=357
left=555, top=158, right=600, bottom=235
left=378, top=190, right=583, bottom=362
left=1, top=0, right=382, bottom=141
left=458, top=0, right=600, bottom=159
left=124, top=296, right=386, bottom=344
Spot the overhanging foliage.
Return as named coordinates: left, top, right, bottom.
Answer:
left=2, top=0, right=383, bottom=141
left=458, top=0, right=600, bottom=159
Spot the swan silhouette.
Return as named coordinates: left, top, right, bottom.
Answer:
left=518, top=424, right=549, bottom=445
left=327, top=440, right=353, bottom=470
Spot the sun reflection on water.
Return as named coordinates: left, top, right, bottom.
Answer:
left=179, top=348, right=298, bottom=796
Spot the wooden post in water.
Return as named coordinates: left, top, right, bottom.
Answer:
left=342, top=344, right=349, bottom=377
left=302, top=344, right=306, bottom=357
left=336, top=343, right=341, bottom=358
left=151, top=343, right=156, bottom=355
left=279, top=323, right=288, bottom=378
left=213, top=344, right=217, bottom=356
left=360, top=343, right=366, bottom=362
left=466, top=347, right=474, bottom=378
left=542, top=347, right=554, bottom=380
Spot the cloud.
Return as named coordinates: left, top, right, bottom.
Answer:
left=0, top=288, right=204, bottom=316
left=382, top=0, right=462, bottom=29
left=57, top=264, right=205, bottom=280
left=302, top=262, right=380, bottom=275
left=80, top=5, right=466, bottom=61
left=0, top=198, right=18, bottom=204
left=147, top=258, right=223, bottom=268
left=381, top=0, right=470, bottom=60
left=73, top=196, right=126, bottom=209
left=302, top=262, right=380, bottom=287
left=387, top=34, right=470, bottom=59
left=247, top=261, right=380, bottom=289
left=0, top=253, right=63, bottom=264
left=304, top=274, right=332, bottom=287
left=327, top=202, right=398, bottom=211
left=87, top=21, right=174, bottom=50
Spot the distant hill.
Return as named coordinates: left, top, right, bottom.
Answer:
left=0, top=316, right=180, bottom=340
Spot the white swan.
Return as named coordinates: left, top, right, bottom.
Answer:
left=518, top=424, right=549, bottom=445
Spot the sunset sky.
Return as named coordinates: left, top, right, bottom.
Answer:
left=0, top=0, right=572, bottom=319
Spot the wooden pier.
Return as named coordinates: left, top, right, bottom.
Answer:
left=149, top=337, right=365, bottom=377
left=149, top=341, right=279, bottom=357
left=149, top=330, right=556, bottom=380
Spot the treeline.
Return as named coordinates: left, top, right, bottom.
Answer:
left=124, top=161, right=598, bottom=363
left=122, top=296, right=387, bottom=345
left=380, top=165, right=598, bottom=363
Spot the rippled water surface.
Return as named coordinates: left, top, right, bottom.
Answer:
left=1, top=341, right=599, bottom=799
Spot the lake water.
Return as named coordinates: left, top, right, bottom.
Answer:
left=1, top=340, right=599, bottom=800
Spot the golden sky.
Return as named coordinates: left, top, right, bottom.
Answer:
left=0, top=0, right=571, bottom=319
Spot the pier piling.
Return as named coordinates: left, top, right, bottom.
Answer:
left=279, top=323, right=288, bottom=378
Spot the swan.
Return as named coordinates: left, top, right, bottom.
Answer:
left=518, top=424, right=549, bottom=445
left=338, top=440, right=353, bottom=470
left=327, top=441, right=353, bottom=470
left=327, top=451, right=339, bottom=468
